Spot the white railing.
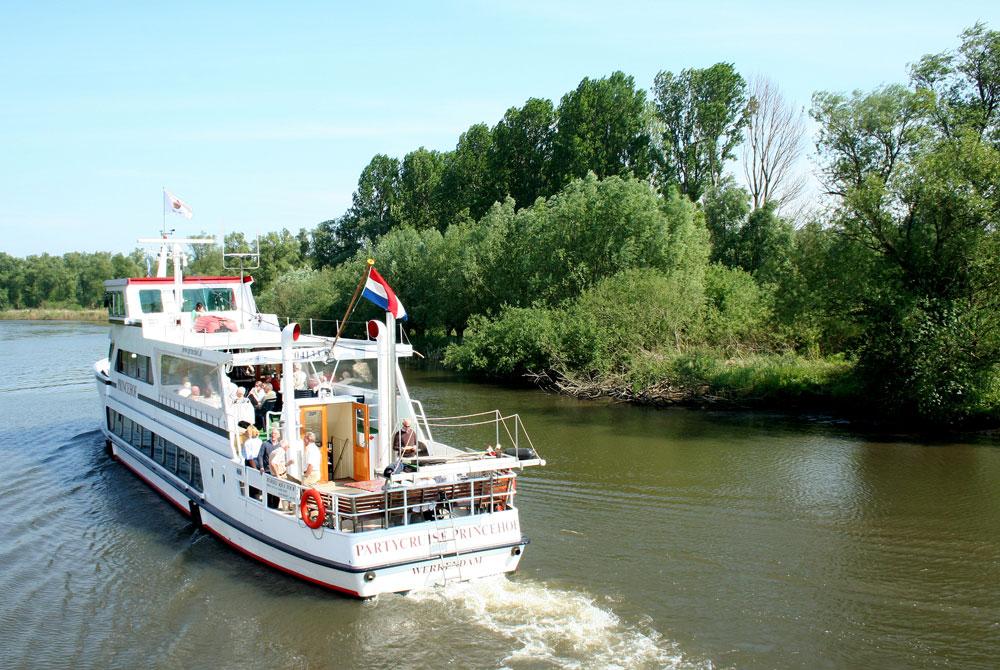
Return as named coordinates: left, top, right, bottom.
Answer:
left=235, top=466, right=516, bottom=534
left=423, top=410, right=537, bottom=456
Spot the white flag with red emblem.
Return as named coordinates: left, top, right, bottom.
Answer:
left=163, top=189, right=193, bottom=219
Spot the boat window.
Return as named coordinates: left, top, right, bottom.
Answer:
left=116, top=349, right=153, bottom=384
left=177, top=451, right=192, bottom=481
left=182, top=288, right=236, bottom=312
left=191, top=457, right=203, bottom=490
left=106, top=410, right=204, bottom=492
left=164, top=440, right=177, bottom=472
left=314, top=359, right=376, bottom=392
left=153, top=435, right=165, bottom=464
left=138, top=290, right=164, bottom=314
left=161, top=354, right=220, bottom=400
left=105, top=291, right=126, bottom=318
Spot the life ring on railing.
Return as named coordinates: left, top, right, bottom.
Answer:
left=300, top=488, right=326, bottom=529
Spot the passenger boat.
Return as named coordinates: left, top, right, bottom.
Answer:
left=93, top=233, right=544, bottom=598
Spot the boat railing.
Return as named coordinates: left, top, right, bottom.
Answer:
left=158, top=392, right=227, bottom=431
left=422, top=410, right=538, bottom=457
left=271, top=316, right=410, bottom=344
left=236, top=466, right=516, bottom=534
left=410, top=399, right=433, bottom=443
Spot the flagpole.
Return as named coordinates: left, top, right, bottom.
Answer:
left=330, top=259, right=374, bottom=354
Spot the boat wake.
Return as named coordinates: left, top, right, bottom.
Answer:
left=407, top=576, right=702, bottom=669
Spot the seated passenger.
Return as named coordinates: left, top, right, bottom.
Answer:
left=233, top=387, right=256, bottom=425
left=177, top=377, right=192, bottom=397
left=392, top=418, right=417, bottom=458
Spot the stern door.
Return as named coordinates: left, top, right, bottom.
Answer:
left=352, top=402, right=370, bottom=481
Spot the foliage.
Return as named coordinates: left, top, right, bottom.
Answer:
left=653, top=63, right=748, bottom=201
left=550, top=72, right=653, bottom=188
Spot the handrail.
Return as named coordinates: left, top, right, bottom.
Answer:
left=239, top=466, right=517, bottom=534
left=421, top=410, right=538, bottom=456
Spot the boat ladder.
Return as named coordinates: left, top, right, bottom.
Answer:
left=429, top=499, right=462, bottom=585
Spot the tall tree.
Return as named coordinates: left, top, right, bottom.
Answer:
left=813, top=39, right=1000, bottom=421
left=653, top=63, right=748, bottom=202
left=551, top=72, right=653, bottom=188
left=490, top=98, right=556, bottom=208
left=397, top=148, right=446, bottom=230
left=742, top=75, right=808, bottom=210
left=911, top=22, right=1000, bottom=142
left=439, top=123, right=498, bottom=222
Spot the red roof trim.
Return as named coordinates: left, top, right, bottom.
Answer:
left=126, top=275, right=253, bottom=285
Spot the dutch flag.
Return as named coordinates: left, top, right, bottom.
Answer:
left=362, top=267, right=407, bottom=321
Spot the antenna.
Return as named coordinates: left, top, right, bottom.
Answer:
left=222, top=232, right=261, bottom=328
left=222, top=232, right=261, bottom=277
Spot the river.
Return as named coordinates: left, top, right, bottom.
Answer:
left=0, top=320, right=998, bottom=669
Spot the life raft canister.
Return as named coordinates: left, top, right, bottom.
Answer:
left=300, top=488, right=326, bottom=529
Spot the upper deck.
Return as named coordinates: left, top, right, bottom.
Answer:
left=103, top=274, right=411, bottom=365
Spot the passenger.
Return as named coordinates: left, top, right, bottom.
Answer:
left=242, top=426, right=262, bottom=468
left=270, top=439, right=289, bottom=479
left=233, top=387, right=255, bottom=426
left=249, top=380, right=266, bottom=412
left=392, top=418, right=417, bottom=458
left=189, top=385, right=202, bottom=399
left=302, top=431, right=321, bottom=487
left=292, top=363, right=307, bottom=391
left=269, top=439, right=291, bottom=511
left=258, top=427, right=281, bottom=508
left=258, top=382, right=277, bottom=427
left=191, top=302, right=206, bottom=323
left=177, top=377, right=192, bottom=398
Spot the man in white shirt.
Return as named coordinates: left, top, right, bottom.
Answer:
left=233, top=387, right=256, bottom=427
left=302, top=431, right=321, bottom=487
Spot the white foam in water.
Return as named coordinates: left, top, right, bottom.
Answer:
left=408, top=576, right=703, bottom=669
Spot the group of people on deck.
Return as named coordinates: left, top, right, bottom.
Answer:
left=240, top=426, right=323, bottom=508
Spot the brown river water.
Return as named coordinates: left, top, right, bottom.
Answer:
left=0, top=321, right=998, bottom=669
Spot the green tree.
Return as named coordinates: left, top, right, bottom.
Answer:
left=439, top=123, right=498, bottom=222
left=489, top=98, right=556, bottom=208
left=551, top=72, right=653, bottom=188
left=653, top=63, right=748, bottom=201
left=911, top=22, right=1000, bottom=141
left=397, top=148, right=446, bottom=230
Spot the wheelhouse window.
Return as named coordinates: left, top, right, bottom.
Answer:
left=182, top=288, right=235, bottom=312
left=116, top=349, right=153, bottom=384
left=105, top=291, right=126, bottom=318
left=138, top=290, right=164, bottom=313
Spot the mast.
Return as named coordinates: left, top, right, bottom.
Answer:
left=138, top=235, right=216, bottom=310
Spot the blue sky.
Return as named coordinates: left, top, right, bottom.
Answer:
left=1, top=1, right=997, bottom=257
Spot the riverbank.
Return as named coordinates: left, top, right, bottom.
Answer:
left=0, top=308, right=106, bottom=321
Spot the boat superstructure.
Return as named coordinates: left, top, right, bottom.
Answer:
left=94, top=234, right=544, bottom=598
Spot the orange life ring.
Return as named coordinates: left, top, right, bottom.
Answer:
left=300, top=488, right=326, bottom=529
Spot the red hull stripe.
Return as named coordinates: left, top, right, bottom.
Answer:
left=202, top=525, right=360, bottom=598
left=113, top=443, right=361, bottom=597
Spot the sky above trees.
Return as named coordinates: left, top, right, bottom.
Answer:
left=1, top=1, right=997, bottom=256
